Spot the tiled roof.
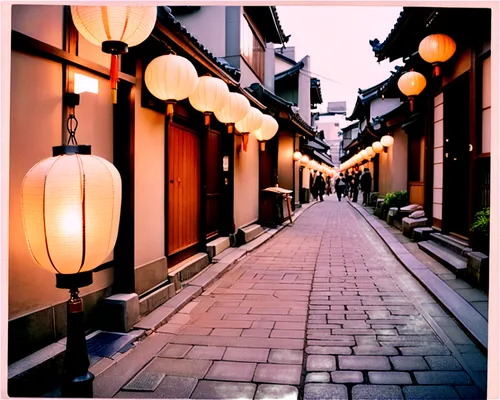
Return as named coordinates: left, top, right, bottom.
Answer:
left=369, top=8, right=408, bottom=60
left=275, top=51, right=297, bottom=65
left=158, top=7, right=241, bottom=81
left=310, top=78, right=323, bottom=106
left=275, top=61, right=305, bottom=81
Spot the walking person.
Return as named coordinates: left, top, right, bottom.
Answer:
left=314, top=172, right=326, bottom=202
left=360, top=167, right=372, bottom=206
left=334, top=173, right=346, bottom=202
left=344, top=171, right=351, bottom=199
left=311, top=171, right=318, bottom=201
left=351, top=166, right=361, bottom=203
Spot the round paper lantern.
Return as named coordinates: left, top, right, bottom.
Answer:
left=361, top=150, right=369, bottom=160
left=381, top=135, right=394, bottom=148
left=293, top=151, right=302, bottom=161
left=145, top=54, right=199, bottom=118
left=214, top=92, right=251, bottom=133
left=418, top=33, right=456, bottom=77
left=71, top=6, right=157, bottom=103
left=235, top=107, right=263, bottom=152
left=372, top=141, right=384, bottom=153
left=21, top=147, right=122, bottom=275
left=300, top=155, right=310, bottom=166
left=253, top=114, right=278, bottom=151
left=365, top=146, right=375, bottom=159
left=189, top=76, right=230, bottom=125
left=397, top=70, right=427, bottom=112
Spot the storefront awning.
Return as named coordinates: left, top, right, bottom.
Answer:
left=312, top=150, right=334, bottom=167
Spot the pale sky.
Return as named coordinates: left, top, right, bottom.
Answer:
left=276, top=6, right=404, bottom=117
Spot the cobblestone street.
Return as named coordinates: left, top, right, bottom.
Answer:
left=95, top=197, right=487, bottom=399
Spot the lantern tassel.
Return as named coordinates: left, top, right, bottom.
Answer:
left=433, top=64, right=441, bottom=77
left=243, top=133, right=249, bottom=152
left=204, top=113, right=211, bottom=126
left=227, top=124, right=234, bottom=134
left=110, top=54, right=118, bottom=104
left=409, top=97, right=414, bottom=112
left=260, top=142, right=265, bottom=151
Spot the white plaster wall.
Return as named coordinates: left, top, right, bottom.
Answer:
left=240, top=58, right=261, bottom=89
left=298, top=56, right=311, bottom=125
left=275, top=57, right=294, bottom=74
left=174, top=7, right=226, bottom=57
left=12, top=5, right=63, bottom=49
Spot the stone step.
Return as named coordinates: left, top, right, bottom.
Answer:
left=429, top=232, right=472, bottom=257
left=412, top=227, right=434, bottom=242
left=168, top=253, right=210, bottom=291
left=138, top=281, right=176, bottom=317
left=418, top=240, right=468, bottom=277
left=237, top=223, right=264, bottom=244
left=206, top=237, right=230, bottom=261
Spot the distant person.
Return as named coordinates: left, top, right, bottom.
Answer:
left=360, top=168, right=372, bottom=206
left=351, top=166, right=361, bottom=203
left=311, top=172, right=318, bottom=201
left=314, top=173, right=326, bottom=202
left=334, top=173, right=346, bottom=202
left=344, top=171, right=351, bottom=199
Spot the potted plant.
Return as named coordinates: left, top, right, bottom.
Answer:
left=471, top=207, right=490, bottom=254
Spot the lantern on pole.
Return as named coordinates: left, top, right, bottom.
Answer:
left=145, top=54, right=199, bottom=121
left=293, top=151, right=302, bottom=161
left=21, top=94, right=121, bottom=397
left=418, top=33, right=456, bottom=77
left=214, top=92, right=251, bottom=134
left=300, top=155, right=310, bottom=166
left=381, top=135, right=394, bottom=148
left=189, top=76, right=230, bottom=126
left=372, top=141, right=384, bottom=153
left=365, top=146, right=375, bottom=159
left=71, top=6, right=157, bottom=104
left=235, top=107, right=263, bottom=152
left=252, top=114, right=278, bottom=151
left=397, top=70, right=427, bottom=112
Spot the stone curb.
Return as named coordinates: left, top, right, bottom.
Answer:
left=348, top=201, right=488, bottom=352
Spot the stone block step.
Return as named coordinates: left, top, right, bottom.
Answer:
left=237, top=223, right=264, bottom=244
left=168, top=253, right=209, bottom=291
left=139, top=281, right=176, bottom=317
left=418, top=240, right=467, bottom=277
left=412, top=227, right=434, bottom=242
left=206, top=237, right=230, bottom=261
left=429, top=232, right=472, bottom=256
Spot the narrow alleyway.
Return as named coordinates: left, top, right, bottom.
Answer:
left=96, top=197, right=487, bottom=400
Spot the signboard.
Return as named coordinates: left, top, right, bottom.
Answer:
left=223, top=156, right=229, bottom=172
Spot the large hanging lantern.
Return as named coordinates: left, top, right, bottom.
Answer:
left=189, top=76, right=230, bottom=126
left=397, top=70, right=427, bottom=112
left=71, top=6, right=157, bottom=104
left=252, top=114, right=278, bottom=151
left=381, top=135, right=394, bottom=148
left=214, top=92, right=250, bottom=134
left=293, top=151, right=302, bottom=161
left=22, top=147, right=121, bottom=275
left=418, top=33, right=456, bottom=77
left=145, top=54, right=199, bottom=120
left=372, top=141, right=384, bottom=153
left=235, top=107, right=263, bottom=152
left=300, top=154, right=310, bottom=166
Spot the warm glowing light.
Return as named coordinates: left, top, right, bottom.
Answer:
left=293, top=151, right=302, bottom=161
left=381, top=135, right=394, bottom=147
left=189, top=76, right=230, bottom=116
left=419, top=33, right=456, bottom=76
left=372, top=141, right=384, bottom=153
left=74, top=73, right=99, bottom=95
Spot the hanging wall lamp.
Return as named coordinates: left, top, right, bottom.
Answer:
left=397, top=70, right=426, bottom=112
left=372, top=141, right=384, bottom=153
left=293, top=151, right=302, bottom=161
left=21, top=93, right=122, bottom=397
left=381, top=135, right=394, bottom=153
left=71, top=6, right=157, bottom=104
left=145, top=54, right=199, bottom=121
left=418, top=33, right=456, bottom=77
left=300, top=154, right=310, bottom=166
left=235, top=107, right=263, bottom=152
left=214, top=92, right=251, bottom=134
left=365, top=146, right=375, bottom=159
left=188, top=75, right=230, bottom=126
left=252, top=114, right=278, bottom=151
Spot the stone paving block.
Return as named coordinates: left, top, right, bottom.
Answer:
left=338, top=356, right=391, bottom=370
left=222, top=347, right=269, bottom=363
left=270, top=329, right=305, bottom=339
left=268, top=349, right=303, bottom=365
left=253, top=364, right=302, bottom=385
left=157, top=344, right=192, bottom=359
left=414, top=371, right=473, bottom=385
left=205, top=361, right=256, bottom=382
left=390, top=356, right=429, bottom=370
left=399, top=346, right=451, bottom=356
left=352, top=384, right=403, bottom=400
left=330, top=371, right=364, bottom=383
left=191, top=380, right=256, bottom=399
left=353, top=346, right=398, bottom=355
left=115, top=376, right=198, bottom=398
left=303, top=384, right=348, bottom=400
left=181, top=326, right=213, bottom=336
left=251, top=321, right=275, bottom=329
left=306, top=355, right=337, bottom=372
left=211, top=328, right=243, bottom=337
left=455, top=385, right=486, bottom=400
left=425, top=356, right=463, bottom=370
left=144, top=357, right=212, bottom=378
left=403, top=385, right=460, bottom=399
left=185, top=346, right=226, bottom=360
left=241, top=328, right=271, bottom=338
left=305, top=346, right=352, bottom=355
left=368, top=371, right=412, bottom=384
left=305, top=372, right=331, bottom=383
left=254, top=384, right=299, bottom=400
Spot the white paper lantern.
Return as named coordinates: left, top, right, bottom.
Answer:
left=372, top=141, right=384, bottom=153
left=300, top=155, right=310, bottom=166
left=214, top=92, right=251, bottom=133
left=381, top=135, right=394, bottom=147
left=22, top=152, right=122, bottom=274
left=365, top=146, right=375, bottom=159
left=293, top=151, right=302, bottom=161
left=71, top=6, right=157, bottom=103
left=145, top=54, right=199, bottom=118
left=253, top=114, right=278, bottom=150
left=189, top=76, right=230, bottom=124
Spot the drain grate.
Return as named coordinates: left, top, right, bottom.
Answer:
left=86, top=332, right=134, bottom=358
left=122, top=372, right=165, bottom=391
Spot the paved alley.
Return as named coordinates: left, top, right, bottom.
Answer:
left=94, top=197, right=487, bottom=400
